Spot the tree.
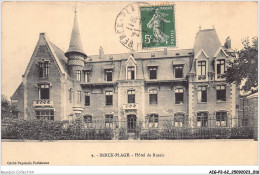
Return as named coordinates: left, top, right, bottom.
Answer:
left=1, top=94, right=18, bottom=119
left=225, top=37, right=258, bottom=92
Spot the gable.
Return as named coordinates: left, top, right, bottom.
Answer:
left=125, top=55, right=137, bottom=66
left=214, top=47, right=228, bottom=59
left=195, top=50, right=209, bottom=60
left=23, top=33, right=67, bottom=78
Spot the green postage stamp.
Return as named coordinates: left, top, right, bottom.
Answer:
left=140, top=5, right=176, bottom=49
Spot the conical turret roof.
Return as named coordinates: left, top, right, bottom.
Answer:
left=65, top=11, right=87, bottom=58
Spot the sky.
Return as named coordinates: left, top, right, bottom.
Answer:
left=1, top=1, right=258, bottom=98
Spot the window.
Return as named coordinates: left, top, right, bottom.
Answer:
left=149, top=114, right=159, bottom=128
left=216, top=112, right=227, bottom=127
left=69, top=88, right=73, bottom=103
left=39, top=61, right=49, bottom=78
left=77, top=70, right=81, bottom=81
left=217, top=59, right=225, bottom=75
left=105, top=115, right=113, bottom=128
left=127, top=66, right=135, bottom=80
left=105, top=69, right=113, bottom=82
left=175, top=88, right=184, bottom=104
left=85, top=92, right=90, bottom=106
left=105, top=91, right=113, bottom=106
left=198, top=61, right=206, bottom=75
left=38, top=84, right=50, bottom=99
left=197, top=112, right=208, bottom=127
left=36, top=110, right=54, bottom=120
left=216, top=85, right=226, bottom=102
left=127, top=90, right=135, bottom=103
left=149, top=89, right=158, bottom=104
left=175, top=65, right=183, bottom=78
left=197, top=86, right=207, bottom=102
left=77, top=91, right=81, bottom=103
left=84, top=115, right=92, bottom=127
left=174, top=113, right=184, bottom=127
left=84, top=71, right=90, bottom=82
left=149, top=67, right=157, bottom=79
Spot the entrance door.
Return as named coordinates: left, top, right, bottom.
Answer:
left=127, top=115, right=137, bottom=133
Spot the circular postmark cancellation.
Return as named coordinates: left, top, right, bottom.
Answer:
left=115, top=2, right=150, bottom=51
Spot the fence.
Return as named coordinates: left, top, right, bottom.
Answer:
left=1, top=117, right=257, bottom=140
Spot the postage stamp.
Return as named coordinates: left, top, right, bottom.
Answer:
left=140, top=5, right=176, bottom=49
left=114, top=2, right=150, bottom=51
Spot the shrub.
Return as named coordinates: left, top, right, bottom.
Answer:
left=118, top=127, right=129, bottom=140
left=140, top=129, right=160, bottom=140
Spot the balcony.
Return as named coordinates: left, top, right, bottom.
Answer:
left=123, top=103, right=139, bottom=110
left=33, top=99, right=53, bottom=107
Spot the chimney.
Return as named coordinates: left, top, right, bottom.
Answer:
left=99, top=46, right=104, bottom=59
left=224, top=36, right=231, bottom=49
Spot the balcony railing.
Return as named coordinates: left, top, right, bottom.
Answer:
left=123, top=103, right=139, bottom=110
left=33, top=99, right=53, bottom=107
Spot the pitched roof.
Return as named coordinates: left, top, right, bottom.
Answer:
left=11, top=82, right=23, bottom=100
left=49, top=42, right=69, bottom=76
left=65, top=12, right=86, bottom=57
left=88, top=49, right=194, bottom=62
left=194, top=29, right=222, bottom=58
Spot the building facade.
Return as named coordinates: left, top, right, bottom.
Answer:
left=11, top=11, right=240, bottom=131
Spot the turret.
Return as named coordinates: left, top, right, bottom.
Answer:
left=65, top=9, right=87, bottom=80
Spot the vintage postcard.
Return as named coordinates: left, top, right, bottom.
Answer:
left=1, top=1, right=258, bottom=173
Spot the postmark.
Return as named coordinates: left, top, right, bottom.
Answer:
left=114, top=2, right=150, bottom=51
left=140, top=5, right=176, bottom=49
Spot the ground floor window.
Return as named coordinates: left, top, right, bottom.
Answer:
left=197, top=112, right=208, bottom=127
left=149, top=114, right=159, bottom=128
left=105, top=115, right=113, bottom=128
left=84, top=115, right=92, bottom=127
left=36, top=110, right=54, bottom=120
left=216, top=112, right=227, bottom=127
left=174, top=113, right=184, bottom=127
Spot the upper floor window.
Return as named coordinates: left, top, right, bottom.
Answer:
left=69, top=88, right=73, bottom=103
left=198, top=61, right=206, bottom=76
left=149, top=114, right=159, bottom=128
left=216, top=112, right=227, bottom=127
left=77, top=70, right=81, bottom=81
left=127, top=66, right=135, bottom=80
left=36, top=110, right=54, bottom=120
left=105, top=115, right=113, bottom=128
left=85, top=92, right=90, bottom=106
left=197, top=112, right=208, bottom=127
left=39, top=61, right=49, bottom=78
left=175, top=88, right=184, bottom=104
left=127, top=90, right=135, bottom=104
left=216, top=85, right=226, bottom=102
left=197, top=86, right=207, bottom=102
left=77, top=91, right=81, bottom=103
left=149, top=89, right=158, bottom=104
left=105, top=91, right=113, bottom=106
left=149, top=67, right=157, bottom=79
left=174, top=113, right=185, bottom=127
left=217, top=59, right=225, bottom=75
left=174, top=65, right=183, bottom=78
left=38, top=84, right=49, bottom=99
left=105, top=69, right=113, bottom=82
left=84, top=71, right=90, bottom=82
